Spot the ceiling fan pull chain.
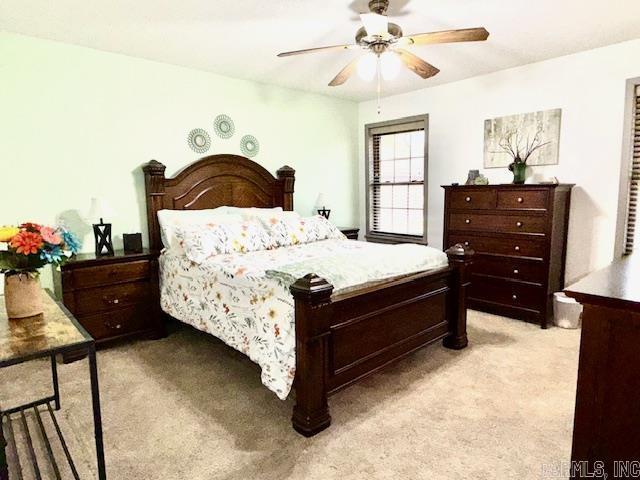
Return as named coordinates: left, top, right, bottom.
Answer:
left=376, top=56, right=382, bottom=115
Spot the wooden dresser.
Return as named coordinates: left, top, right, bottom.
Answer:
left=53, top=249, right=165, bottom=360
left=565, top=255, right=640, bottom=478
left=443, top=184, right=573, bottom=328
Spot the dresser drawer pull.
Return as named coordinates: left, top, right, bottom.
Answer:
left=516, top=221, right=523, bottom=228
left=465, top=196, right=471, bottom=202
left=513, top=269, right=519, bottom=274
left=105, top=321, right=123, bottom=330
left=464, top=241, right=470, bottom=246
left=104, top=296, right=121, bottom=305
left=512, top=294, right=518, bottom=300
left=517, top=197, right=524, bottom=203
left=514, top=246, right=520, bottom=251
left=465, top=218, right=471, bottom=224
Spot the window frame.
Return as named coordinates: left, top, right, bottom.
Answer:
left=364, top=114, right=429, bottom=245
left=615, top=77, right=640, bottom=258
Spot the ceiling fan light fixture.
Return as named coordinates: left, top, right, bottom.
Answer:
left=360, top=12, right=389, bottom=37
left=357, top=52, right=378, bottom=82
left=380, top=50, right=401, bottom=80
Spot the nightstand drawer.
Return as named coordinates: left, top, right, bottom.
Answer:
left=78, top=304, right=152, bottom=340
left=449, top=213, right=546, bottom=235
left=70, top=260, right=150, bottom=289
left=73, top=281, right=150, bottom=315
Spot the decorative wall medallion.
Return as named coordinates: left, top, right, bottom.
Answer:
left=240, top=135, right=260, bottom=158
left=188, top=128, right=211, bottom=153
left=213, top=114, right=235, bottom=139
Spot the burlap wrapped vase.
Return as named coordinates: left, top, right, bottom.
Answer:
left=4, top=273, right=43, bottom=319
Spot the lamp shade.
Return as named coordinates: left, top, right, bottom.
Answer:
left=315, top=193, right=329, bottom=208
left=87, top=197, right=115, bottom=223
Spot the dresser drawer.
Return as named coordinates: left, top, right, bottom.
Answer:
left=469, top=276, right=544, bottom=312
left=78, top=304, right=152, bottom=340
left=471, top=256, right=546, bottom=284
left=449, top=234, right=546, bottom=259
left=70, top=260, right=150, bottom=289
left=497, top=189, right=549, bottom=211
left=449, top=213, right=546, bottom=235
left=72, top=281, right=150, bottom=315
left=449, top=189, right=496, bottom=210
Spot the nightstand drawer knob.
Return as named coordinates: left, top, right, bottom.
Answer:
left=512, top=294, right=518, bottom=300
left=113, top=299, right=120, bottom=304
left=514, top=246, right=520, bottom=251
left=513, top=269, right=519, bottom=274
left=464, top=241, right=470, bottom=246
left=465, top=218, right=471, bottom=224
left=465, top=196, right=471, bottom=202
left=516, top=221, right=523, bottom=228
left=517, top=197, right=524, bottom=203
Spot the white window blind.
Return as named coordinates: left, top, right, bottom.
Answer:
left=366, top=116, right=428, bottom=243
left=624, top=85, right=640, bottom=255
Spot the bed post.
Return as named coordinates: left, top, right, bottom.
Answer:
left=276, top=166, right=295, bottom=211
left=143, top=160, right=167, bottom=252
left=443, top=244, right=475, bottom=350
left=290, top=274, right=333, bottom=437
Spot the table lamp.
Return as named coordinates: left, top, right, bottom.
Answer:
left=316, top=193, right=331, bottom=219
left=88, top=197, right=115, bottom=256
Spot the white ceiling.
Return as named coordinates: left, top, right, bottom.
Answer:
left=2, top=0, right=640, bottom=101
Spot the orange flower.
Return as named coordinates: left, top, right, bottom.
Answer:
left=10, top=231, right=44, bottom=255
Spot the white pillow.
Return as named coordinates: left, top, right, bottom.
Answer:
left=176, top=220, right=274, bottom=264
left=261, top=215, right=346, bottom=247
left=157, top=209, right=242, bottom=251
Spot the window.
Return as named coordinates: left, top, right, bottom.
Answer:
left=365, top=115, right=428, bottom=244
left=623, top=85, right=640, bottom=255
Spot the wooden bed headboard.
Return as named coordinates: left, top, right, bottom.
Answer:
left=143, top=154, right=295, bottom=251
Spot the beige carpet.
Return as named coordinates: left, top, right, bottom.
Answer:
left=1, top=311, right=580, bottom=480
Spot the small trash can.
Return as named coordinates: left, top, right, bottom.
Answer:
left=553, top=292, right=582, bottom=329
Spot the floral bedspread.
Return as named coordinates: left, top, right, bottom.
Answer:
left=159, top=239, right=449, bottom=399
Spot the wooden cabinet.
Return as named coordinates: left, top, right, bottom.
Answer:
left=565, top=255, right=640, bottom=478
left=53, top=249, right=165, bottom=359
left=339, top=227, right=360, bottom=240
left=443, top=184, right=573, bottom=328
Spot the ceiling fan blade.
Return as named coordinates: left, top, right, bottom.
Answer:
left=394, top=48, right=440, bottom=79
left=401, top=27, right=489, bottom=46
left=360, top=12, right=389, bottom=37
left=277, top=44, right=358, bottom=57
left=329, top=57, right=360, bottom=86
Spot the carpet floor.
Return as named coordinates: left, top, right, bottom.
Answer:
left=1, top=310, right=580, bottom=480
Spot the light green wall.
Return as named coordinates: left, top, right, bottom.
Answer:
left=0, top=33, right=358, bottom=289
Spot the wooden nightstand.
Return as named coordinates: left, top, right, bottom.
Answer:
left=53, top=249, right=165, bottom=360
left=339, top=227, right=360, bottom=240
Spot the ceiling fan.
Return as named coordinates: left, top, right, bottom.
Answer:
left=277, top=0, right=489, bottom=87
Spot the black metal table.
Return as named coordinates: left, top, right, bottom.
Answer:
left=0, top=292, right=106, bottom=479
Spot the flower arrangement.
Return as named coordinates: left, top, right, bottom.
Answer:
left=496, top=126, right=550, bottom=184
left=0, top=223, right=81, bottom=276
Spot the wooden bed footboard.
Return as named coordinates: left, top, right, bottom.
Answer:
left=289, top=244, right=474, bottom=437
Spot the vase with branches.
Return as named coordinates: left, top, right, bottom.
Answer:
left=496, top=126, right=550, bottom=184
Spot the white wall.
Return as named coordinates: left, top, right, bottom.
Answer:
left=0, top=33, right=358, bottom=290
left=359, top=39, right=640, bottom=283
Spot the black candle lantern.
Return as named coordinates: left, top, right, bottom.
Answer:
left=88, top=198, right=115, bottom=256
left=316, top=193, right=331, bottom=220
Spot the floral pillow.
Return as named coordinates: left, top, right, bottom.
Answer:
left=176, top=220, right=274, bottom=263
left=263, top=215, right=346, bottom=247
